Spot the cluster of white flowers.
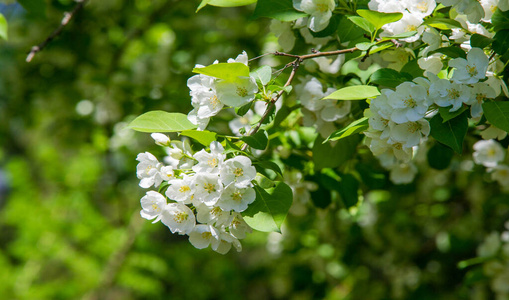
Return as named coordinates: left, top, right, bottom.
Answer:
left=136, top=134, right=258, bottom=254
left=295, top=76, right=351, bottom=138
left=476, top=223, right=509, bottom=298
left=292, top=0, right=336, bottom=32
left=187, top=51, right=258, bottom=130
left=365, top=47, right=499, bottom=184
left=472, top=139, right=509, bottom=190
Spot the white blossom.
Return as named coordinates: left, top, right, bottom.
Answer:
left=465, top=82, right=496, bottom=118
left=188, top=224, right=221, bottom=250
left=429, top=79, right=471, bottom=112
left=220, top=155, right=257, bottom=188
left=165, top=175, right=195, bottom=204
left=449, top=48, right=489, bottom=84
left=136, top=152, right=163, bottom=188
left=215, top=76, right=258, bottom=107
left=193, top=173, right=223, bottom=206
left=161, top=202, right=196, bottom=235
left=140, top=191, right=167, bottom=223
left=151, top=133, right=170, bottom=146
left=218, top=185, right=256, bottom=212
left=293, top=0, right=336, bottom=32
left=389, top=162, right=418, bottom=184
left=491, top=165, right=509, bottom=187
left=196, top=204, right=231, bottom=227
left=192, top=141, right=225, bottom=175
left=388, top=82, right=430, bottom=124
left=473, top=139, right=506, bottom=167
left=228, top=213, right=253, bottom=239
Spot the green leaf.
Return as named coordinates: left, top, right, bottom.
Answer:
left=235, top=101, right=252, bottom=117
left=482, top=101, right=509, bottom=132
left=17, top=0, right=46, bottom=18
left=457, top=256, right=493, bottom=269
left=337, top=16, right=365, bottom=42
left=251, top=65, right=272, bottom=85
left=439, top=106, right=468, bottom=122
left=241, top=129, right=268, bottom=150
left=338, top=173, right=360, bottom=208
left=429, top=46, right=467, bottom=59
left=242, top=182, right=293, bottom=233
left=370, top=68, right=413, bottom=88
left=313, top=134, right=361, bottom=170
left=379, top=31, right=418, bottom=41
left=325, top=117, right=368, bottom=142
left=492, top=8, right=509, bottom=31
left=356, top=9, right=402, bottom=30
left=253, top=160, right=283, bottom=178
left=430, top=111, right=468, bottom=154
left=492, top=30, right=509, bottom=56
left=423, top=17, right=463, bottom=30
left=0, top=13, right=7, bottom=40
left=323, top=85, right=380, bottom=100
left=192, top=62, right=250, bottom=82
left=347, top=16, right=376, bottom=34
left=470, top=33, right=493, bottom=49
left=252, top=0, right=307, bottom=22
left=355, top=41, right=376, bottom=51
left=129, top=111, right=197, bottom=132
left=427, top=142, right=454, bottom=170
left=197, top=0, right=256, bottom=11
left=179, top=130, right=217, bottom=146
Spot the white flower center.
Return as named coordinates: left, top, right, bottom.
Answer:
left=174, top=212, right=188, bottom=223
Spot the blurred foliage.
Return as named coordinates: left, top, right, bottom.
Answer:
left=1, top=0, right=509, bottom=299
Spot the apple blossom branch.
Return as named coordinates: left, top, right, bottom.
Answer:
left=26, top=0, right=88, bottom=63
left=241, top=47, right=359, bottom=150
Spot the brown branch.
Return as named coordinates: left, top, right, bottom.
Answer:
left=240, top=46, right=359, bottom=150
left=26, top=0, right=87, bottom=63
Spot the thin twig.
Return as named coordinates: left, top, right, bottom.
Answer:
left=26, top=0, right=87, bottom=63
left=240, top=46, right=359, bottom=150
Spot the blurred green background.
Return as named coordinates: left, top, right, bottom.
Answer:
left=1, top=0, right=509, bottom=299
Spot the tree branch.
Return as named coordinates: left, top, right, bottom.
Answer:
left=26, top=0, right=87, bottom=63
left=241, top=46, right=359, bottom=150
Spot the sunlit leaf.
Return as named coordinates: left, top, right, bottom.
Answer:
left=242, top=182, right=293, bottom=232
left=356, top=9, right=402, bottom=30
left=180, top=130, right=217, bottom=146
left=323, top=85, right=380, bottom=100
left=129, top=111, right=197, bottom=132
left=483, top=101, right=509, bottom=132
left=193, top=62, right=250, bottom=82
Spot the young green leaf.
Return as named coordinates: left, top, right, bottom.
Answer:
left=253, top=160, right=283, bottom=178
left=193, top=62, right=250, bottom=82
left=252, top=0, right=307, bottom=22
left=0, top=13, right=7, bottom=40
left=179, top=130, right=217, bottom=146
left=423, top=17, right=463, bottom=30
left=197, top=0, right=256, bottom=11
left=430, top=111, right=468, bottom=154
left=129, top=111, right=197, bottom=132
left=370, top=68, right=413, bottom=88
left=439, top=106, right=468, bottom=122
left=482, top=102, right=509, bottom=132
left=241, top=129, right=268, bottom=150
left=242, top=182, right=293, bottom=233
left=323, top=85, right=380, bottom=100
left=429, top=46, right=467, bottom=59
left=347, top=16, right=376, bottom=34
left=470, top=34, right=493, bottom=49
left=325, top=117, right=369, bottom=142
left=356, top=9, right=403, bottom=30
left=251, top=65, right=272, bottom=86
